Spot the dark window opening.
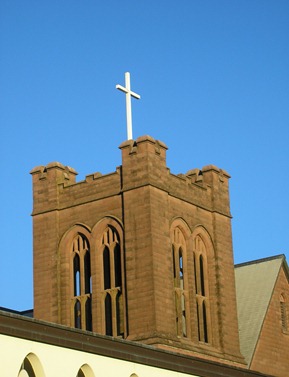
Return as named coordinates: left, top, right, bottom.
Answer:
left=196, top=302, right=201, bottom=341
left=84, top=251, right=91, bottom=294
left=74, top=254, right=81, bottom=296
left=200, top=255, right=205, bottom=296
left=171, top=227, right=188, bottom=338
left=116, top=290, right=124, bottom=336
left=74, top=299, right=81, bottom=329
left=103, top=246, right=111, bottom=290
left=85, top=297, right=92, bottom=331
left=172, top=245, right=176, bottom=280
left=105, top=293, right=113, bottom=336
left=114, top=243, right=122, bottom=287
left=194, top=234, right=211, bottom=344
left=202, top=300, right=208, bottom=343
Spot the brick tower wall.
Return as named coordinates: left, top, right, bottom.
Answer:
left=119, top=136, right=244, bottom=364
left=31, top=163, right=123, bottom=324
left=31, top=135, right=244, bottom=365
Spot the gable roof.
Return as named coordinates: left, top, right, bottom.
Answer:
left=234, top=254, right=286, bottom=365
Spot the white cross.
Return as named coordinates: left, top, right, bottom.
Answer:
left=116, top=72, right=140, bottom=140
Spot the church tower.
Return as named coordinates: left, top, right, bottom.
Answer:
left=31, top=135, right=244, bottom=365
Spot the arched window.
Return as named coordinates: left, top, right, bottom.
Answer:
left=18, top=354, right=45, bottom=377
left=171, top=226, right=188, bottom=337
left=76, top=364, right=95, bottom=377
left=101, top=226, right=124, bottom=337
left=280, top=294, right=288, bottom=332
left=193, top=234, right=211, bottom=343
left=71, top=234, right=92, bottom=331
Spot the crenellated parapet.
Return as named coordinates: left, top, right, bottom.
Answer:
left=119, top=135, right=231, bottom=217
left=168, top=164, right=231, bottom=217
left=30, top=136, right=231, bottom=217
left=30, top=162, right=121, bottom=215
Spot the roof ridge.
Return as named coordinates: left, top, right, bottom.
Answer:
left=234, top=254, right=284, bottom=269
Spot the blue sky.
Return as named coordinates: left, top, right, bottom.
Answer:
left=1, top=1, right=288, bottom=311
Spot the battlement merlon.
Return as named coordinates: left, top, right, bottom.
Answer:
left=30, top=162, right=78, bottom=183
left=119, top=135, right=168, bottom=160
left=200, top=165, right=231, bottom=215
left=119, top=135, right=169, bottom=190
left=30, top=162, right=78, bottom=214
left=186, top=165, right=230, bottom=184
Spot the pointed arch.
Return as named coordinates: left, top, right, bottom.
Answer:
left=71, top=233, right=92, bottom=330
left=60, top=223, right=92, bottom=243
left=170, top=218, right=191, bottom=338
left=191, top=225, right=214, bottom=257
left=92, top=216, right=126, bottom=337
left=18, top=353, right=45, bottom=377
left=191, top=226, right=213, bottom=343
left=170, top=217, right=191, bottom=240
left=59, top=224, right=92, bottom=330
left=76, top=364, right=95, bottom=377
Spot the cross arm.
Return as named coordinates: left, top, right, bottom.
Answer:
left=116, top=84, right=141, bottom=100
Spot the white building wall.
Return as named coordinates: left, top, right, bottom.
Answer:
left=0, top=334, right=198, bottom=377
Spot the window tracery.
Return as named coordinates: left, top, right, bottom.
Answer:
left=193, top=234, right=211, bottom=343
left=71, top=234, right=92, bottom=331
left=171, top=226, right=188, bottom=337
left=101, top=225, right=124, bottom=337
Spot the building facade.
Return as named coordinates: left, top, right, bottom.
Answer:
left=30, top=135, right=244, bottom=366
left=1, top=135, right=288, bottom=376
left=0, top=310, right=269, bottom=377
left=235, top=255, right=289, bottom=377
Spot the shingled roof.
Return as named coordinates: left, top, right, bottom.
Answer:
left=234, top=254, right=287, bottom=365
